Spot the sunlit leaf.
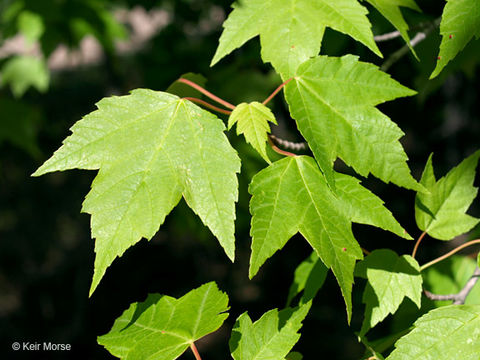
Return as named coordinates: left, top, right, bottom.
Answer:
left=230, top=302, right=311, bottom=360
left=285, top=55, right=419, bottom=191
left=228, top=101, right=277, bottom=163
left=415, top=151, right=480, bottom=240
left=355, top=249, right=422, bottom=334
left=386, top=305, right=480, bottom=360
left=98, top=282, right=229, bottom=360
left=33, top=90, right=241, bottom=295
left=212, top=0, right=381, bottom=78
left=431, top=0, right=480, bottom=78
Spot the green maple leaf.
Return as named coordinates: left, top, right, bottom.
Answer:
left=228, top=102, right=277, bottom=163
left=17, top=10, right=45, bottom=45
left=98, top=282, right=229, bottom=360
left=365, top=0, right=421, bottom=55
left=1, top=55, right=49, bottom=97
left=249, top=156, right=410, bottom=320
left=355, top=249, right=422, bottom=335
left=211, top=0, right=381, bottom=78
left=229, top=302, right=311, bottom=360
left=32, top=90, right=241, bottom=295
left=423, top=255, right=480, bottom=306
left=287, top=252, right=328, bottom=306
left=415, top=151, right=480, bottom=240
left=285, top=55, right=420, bottom=191
left=386, top=305, right=480, bottom=360
left=431, top=0, right=480, bottom=78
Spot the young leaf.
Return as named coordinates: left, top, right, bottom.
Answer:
left=249, top=156, right=409, bottom=320
left=285, top=55, right=420, bottom=191
left=229, top=302, right=311, bottom=360
left=98, top=282, right=229, bottom=360
left=286, top=252, right=328, bottom=306
left=355, top=249, right=422, bottom=335
left=32, top=90, right=241, bottom=295
left=228, top=102, right=277, bottom=163
left=365, top=0, right=421, bottom=55
left=431, top=0, right=480, bottom=78
left=386, top=305, right=480, bottom=360
left=1, top=55, right=49, bottom=97
left=211, top=0, right=381, bottom=78
left=415, top=151, right=480, bottom=240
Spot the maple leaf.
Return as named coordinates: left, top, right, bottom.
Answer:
left=386, top=305, right=480, bottom=360
left=249, top=156, right=409, bottom=321
left=33, top=90, right=241, bottom=295
left=284, top=55, right=420, bottom=191
left=431, top=0, right=480, bottom=78
left=365, top=0, right=421, bottom=55
left=415, top=151, right=480, bottom=240
left=355, top=249, right=422, bottom=335
left=1, top=55, right=49, bottom=97
left=211, top=0, right=381, bottom=78
left=423, top=255, right=480, bottom=307
left=229, top=302, right=311, bottom=360
left=228, top=101, right=277, bottom=163
left=98, top=282, right=229, bottom=360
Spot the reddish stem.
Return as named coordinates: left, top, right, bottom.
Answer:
left=420, top=239, right=480, bottom=271
left=183, top=97, right=232, bottom=115
left=190, top=343, right=202, bottom=360
left=268, top=137, right=296, bottom=157
left=262, top=77, right=294, bottom=105
left=177, top=78, right=235, bottom=110
left=412, top=231, right=427, bottom=259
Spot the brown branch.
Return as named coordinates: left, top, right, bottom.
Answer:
left=424, top=267, right=480, bottom=305
left=374, top=30, right=403, bottom=42
left=374, top=19, right=441, bottom=43
left=190, top=342, right=202, bottom=360
left=269, top=135, right=307, bottom=151
left=183, top=97, right=232, bottom=115
left=380, top=17, right=441, bottom=72
left=176, top=78, right=236, bottom=110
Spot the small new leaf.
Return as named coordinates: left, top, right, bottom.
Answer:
left=415, top=151, right=480, bottom=240
left=249, top=156, right=409, bottom=321
left=355, top=249, right=422, bottom=335
left=229, top=302, right=311, bottom=360
left=212, top=0, right=381, bottom=78
left=32, top=90, right=241, bottom=295
left=285, top=55, right=420, bottom=191
left=431, top=0, right=480, bottom=78
left=98, top=282, right=229, bottom=360
left=386, top=305, right=480, bottom=360
left=228, top=102, right=277, bottom=163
